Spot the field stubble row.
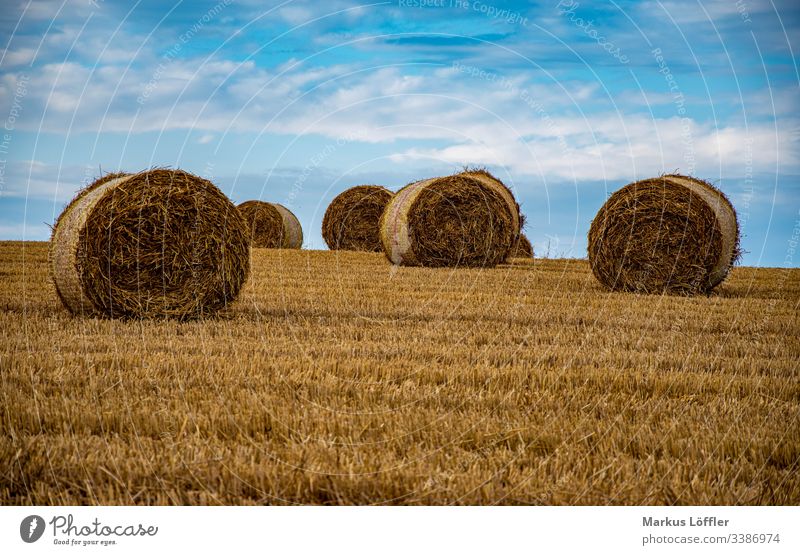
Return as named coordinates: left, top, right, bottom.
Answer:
left=1, top=242, right=798, bottom=504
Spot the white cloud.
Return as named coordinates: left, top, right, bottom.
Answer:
left=0, top=160, right=103, bottom=203
left=392, top=118, right=794, bottom=181
left=0, top=0, right=796, bottom=190
left=279, top=5, right=313, bottom=25
left=0, top=223, right=49, bottom=239
left=3, top=56, right=796, bottom=183
left=19, top=0, right=97, bottom=21
left=0, top=47, right=36, bottom=67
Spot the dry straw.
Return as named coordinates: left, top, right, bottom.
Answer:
left=588, top=174, right=740, bottom=294
left=322, top=185, right=393, bottom=251
left=50, top=171, right=130, bottom=310
left=508, top=233, right=534, bottom=260
left=52, top=171, right=130, bottom=231
left=379, top=169, right=521, bottom=267
left=238, top=200, right=303, bottom=249
left=49, top=169, right=250, bottom=319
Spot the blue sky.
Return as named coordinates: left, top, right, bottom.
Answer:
left=0, top=0, right=798, bottom=266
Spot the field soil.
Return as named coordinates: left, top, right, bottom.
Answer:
left=1, top=241, right=798, bottom=504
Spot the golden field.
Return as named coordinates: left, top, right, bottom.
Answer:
left=1, top=240, right=798, bottom=505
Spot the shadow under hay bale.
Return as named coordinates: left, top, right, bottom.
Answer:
left=322, top=185, right=393, bottom=251
left=508, top=233, right=534, bottom=260
left=50, top=169, right=250, bottom=319
left=587, top=174, right=740, bottom=295
left=238, top=200, right=303, bottom=249
left=380, top=170, right=521, bottom=267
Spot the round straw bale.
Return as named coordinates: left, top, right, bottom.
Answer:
left=238, top=200, right=303, bottom=249
left=273, top=204, right=303, bottom=248
left=49, top=169, right=250, bottom=318
left=322, top=185, right=393, bottom=251
left=587, top=174, right=740, bottom=294
left=52, top=171, right=130, bottom=231
left=379, top=170, right=521, bottom=267
left=49, top=171, right=131, bottom=311
left=508, top=233, right=534, bottom=260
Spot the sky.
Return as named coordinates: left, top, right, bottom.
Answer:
left=0, top=0, right=798, bottom=266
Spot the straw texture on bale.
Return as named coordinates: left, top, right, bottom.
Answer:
left=379, top=170, right=521, bottom=267
left=49, top=169, right=250, bottom=318
left=52, top=171, right=129, bottom=231
left=238, top=201, right=303, bottom=249
left=322, top=185, right=393, bottom=251
left=587, top=174, right=740, bottom=294
left=508, top=233, right=534, bottom=260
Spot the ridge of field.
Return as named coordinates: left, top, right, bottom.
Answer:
left=1, top=241, right=798, bottom=505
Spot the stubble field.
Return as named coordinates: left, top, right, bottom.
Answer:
left=1, top=241, right=798, bottom=505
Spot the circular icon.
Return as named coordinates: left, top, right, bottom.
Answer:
left=20, top=515, right=45, bottom=543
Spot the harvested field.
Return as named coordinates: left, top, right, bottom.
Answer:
left=1, top=241, right=798, bottom=505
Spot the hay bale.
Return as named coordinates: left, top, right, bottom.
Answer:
left=587, top=174, right=740, bottom=294
left=52, top=171, right=130, bottom=231
left=508, top=233, right=534, bottom=260
left=273, top=204, right=303, bottom=248
left=379, top=170, right=521, bottom=267
left=322, top=185, right=393, bottom=251
left=49, top=169, right=250, bottom=318
left=76, top=171, right=130, bottom=199
left=49, top=171, right=131, bottom=311
left=237, top=201, right=303, bottom=249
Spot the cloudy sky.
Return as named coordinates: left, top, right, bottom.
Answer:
left=0, top=0, right=798, bottom=265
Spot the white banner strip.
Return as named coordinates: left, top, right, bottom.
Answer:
left=2, top=506, right=798, bottom=554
